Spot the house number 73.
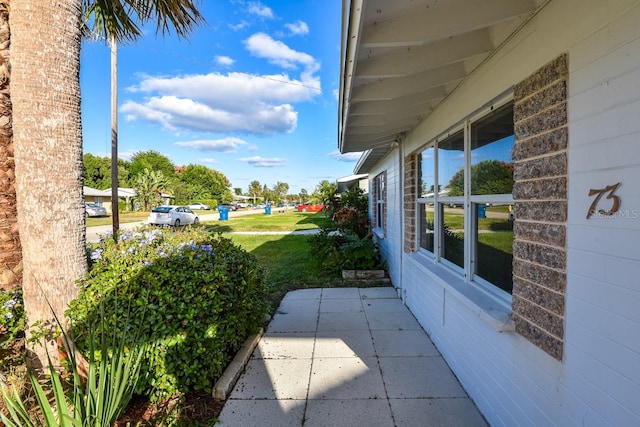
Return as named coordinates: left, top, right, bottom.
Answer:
left=587, top=182, right=621, bottom=219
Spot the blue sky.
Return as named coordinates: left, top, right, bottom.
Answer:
left=80, top=0, right=359, bottom=194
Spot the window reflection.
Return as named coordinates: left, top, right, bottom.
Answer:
left=470, top=105, right=514, bottom=196
left=419, top=203, right=435, bottom=252
left=474, top=203, right=514, bottom=293
left=441, top=203, right=464, bottom=268
left=438, top=132, right=464, bottom=197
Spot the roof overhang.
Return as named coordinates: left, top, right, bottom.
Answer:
left=339, top=0, right=545, bottom=172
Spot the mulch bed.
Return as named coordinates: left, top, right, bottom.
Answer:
left=115, top=391, right=225, bottom=426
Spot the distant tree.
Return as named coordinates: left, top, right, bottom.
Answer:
left=234, top=187, right=242, bottom=195
left=83, top=153, right=112, bottom=189
left=299, top=188, right=309, bottom=202
left=272, top=181, right=289, bottom=202
left=134, top=168, right=169, bottom=211
left=262, top=184, right=276, bottom=204
left=447, top=160, right=514, bottom=196
left=178, top=164, right=231, bottom=202
left=82, top=154, right=132, bottom=189
left=247, top=181, right=262, bottom=203
left=313, top=180, right=337, bottom=215
left=129, top=150, right=176, bottom=180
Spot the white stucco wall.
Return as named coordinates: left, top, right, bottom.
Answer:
left=377, top=0, right=640, bottom=425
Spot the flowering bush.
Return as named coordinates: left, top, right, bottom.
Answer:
left=67, top=226, right=267, bottom=402
left=0, top=289, right=25, bottom=350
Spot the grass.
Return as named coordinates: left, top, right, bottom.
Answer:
left=203, top=210, right=331, bottom=232
left=227, top=233, right=344, bottom=309
left=86, top=211, right=149, bottom=227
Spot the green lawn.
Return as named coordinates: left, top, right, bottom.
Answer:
left=203, top=210, right=331, bottom=232
left=86, top=211, right=149, bottom=227
left=227, top=233, right=344, bottom=309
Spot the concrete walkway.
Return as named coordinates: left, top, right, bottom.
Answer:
left=217, top=287, right=487, bottom=426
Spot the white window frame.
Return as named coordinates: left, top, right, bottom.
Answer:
left=415, top=97, right=514, bottom=301
left=373, top=172, right=386, bottom=235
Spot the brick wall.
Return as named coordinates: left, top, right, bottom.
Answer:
left=512, top=54, right=568, bottom=360
left=404, top=154, right=417, bottom=252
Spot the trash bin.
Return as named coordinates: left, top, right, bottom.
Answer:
left=477, top=204, right=486, bottom=219
left=219, top=207, right=229, bottom=221
left=264, top=205, right=271, bottom=215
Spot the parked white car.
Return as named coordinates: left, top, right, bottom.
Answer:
left=187, top=202, right=210, bottom=210
left=85, top=203, right=107, bottom=218
left=148, top=205, right=200, bottom=226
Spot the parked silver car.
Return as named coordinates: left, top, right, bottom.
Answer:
left=187, top=202, right=210, bottom=210
left=85, top=203, right=107, bottom=218
left=148, top=205, right=200, bottom=226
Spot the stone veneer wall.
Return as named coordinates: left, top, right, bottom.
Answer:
left=404, top=154, right=417, bottom=252
left=512, top=54, right=568, bottom=360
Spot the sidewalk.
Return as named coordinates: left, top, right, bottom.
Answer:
left=217, top=287, right=487, bottom=426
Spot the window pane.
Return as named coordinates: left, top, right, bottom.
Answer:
left=441, top=203, right=464, bottom=268
left=419, top=147, right=435, bottom=197
left=439, top=132, right=465, bottom=197
left=475, top=203, right=513, bottom=293
left=419, top=203, right=435, bottom=252
left=470, top=105, right=514, bottom=196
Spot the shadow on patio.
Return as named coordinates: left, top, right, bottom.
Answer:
left=217, top=287, right=488, bottom=426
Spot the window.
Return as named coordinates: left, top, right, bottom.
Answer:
left=373, top=172, right=386, bottom=234
left=417, top=103, right=514, bottom=294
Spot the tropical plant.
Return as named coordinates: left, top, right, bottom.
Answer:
left=134, top=168, right=169, bottom=211
left=1, top=307, right=147, bottom=427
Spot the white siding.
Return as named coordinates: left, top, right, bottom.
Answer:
left=384, top=0, right=640, bottom=425
left=369, top=148, right=403, bottom=290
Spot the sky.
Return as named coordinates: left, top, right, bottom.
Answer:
left=80, top=0, right=360, bottom=195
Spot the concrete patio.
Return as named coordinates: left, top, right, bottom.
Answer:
left=217, top=287, right=487, bottom=426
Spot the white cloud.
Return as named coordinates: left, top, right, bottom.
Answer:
left=229, top=20, right=249, bottom=31
left=238, top=156, right=286, bottom=167
left=247, top=1, right=273, bottom=18
left=329, top=150, right=363, bottom=162
left=121, top=36, right=321, bottom=137
left=244, top=33, right=318, bottom=75
left=175, top=137, right=248, bottom=152
left=215, top=55, right=235, bottom=66
left=121, top=69, right=323, bottom=134
left=285, top=20, right=309, bottom=36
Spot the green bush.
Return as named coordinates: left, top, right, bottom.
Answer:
left=310, top=229, right=383, bottom=272
left=67, top=226, right=267, bottom=402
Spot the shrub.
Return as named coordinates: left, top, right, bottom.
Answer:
left=67, top=226, right=267, bottom=402
left=311, top=230, right=383, bottom=272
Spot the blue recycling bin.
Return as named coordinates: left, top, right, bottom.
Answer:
left=219, top=207, right=229, bottom=221
left=477, top=204, right=486, bottom=219
left=264, top=205, right=271, bottom=215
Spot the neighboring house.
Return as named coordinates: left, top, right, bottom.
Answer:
left=339, top=1, right=639, bottom=426
left=83, top=186, right=173, bottom=213
left=336, top=173, right=368, bottom=194
left=83, top=186, right=105, bottom=206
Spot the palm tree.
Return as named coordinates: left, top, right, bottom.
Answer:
left=10, top=0, right=204, bottom=368
left=134, top=168, right=169, bottom=212
left=0, top=1, right=20, bottom=293
left=83, top=0, right=205, bottom=235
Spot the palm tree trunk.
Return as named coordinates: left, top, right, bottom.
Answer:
left=110, top=34, right=119, bottom=234
left=0, top=1, right=22, bottom=293
left=11, top=0, right=86, bottom=368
